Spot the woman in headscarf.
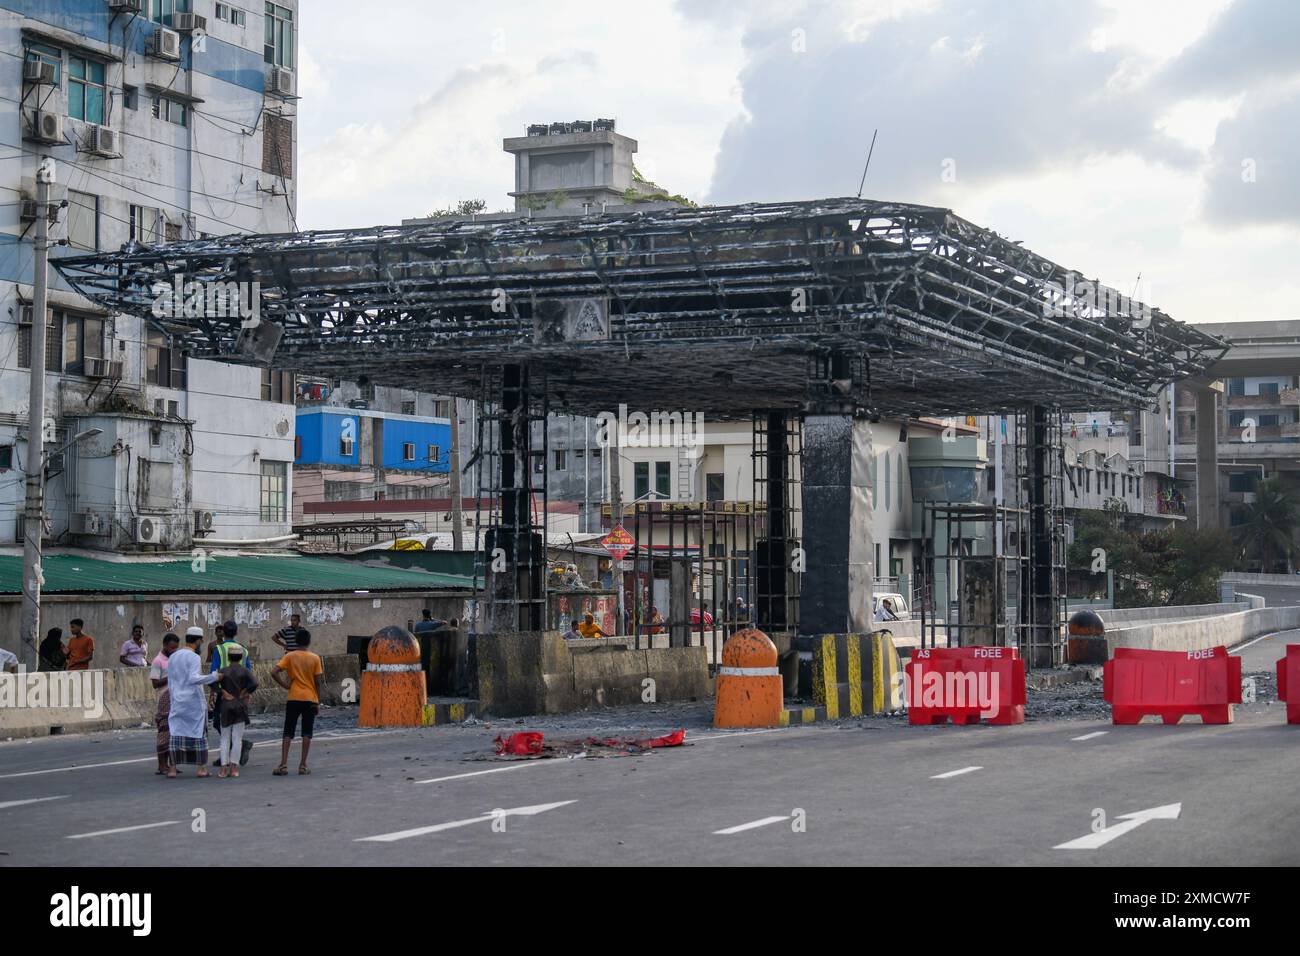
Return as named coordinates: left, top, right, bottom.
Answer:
left=150, top=633, right=181, bottom=775
left=38, top=627, right=65, bottom=672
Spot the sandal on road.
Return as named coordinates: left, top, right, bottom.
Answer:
left=272, top=765, right=288, bottom=776
left=298, top=765, right=310, bottom=775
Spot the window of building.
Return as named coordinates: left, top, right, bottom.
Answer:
left=264, top=3, right=295, bottom=68
left=897, top=454, right=904, bottom=511
left=706, top=472, right=724, bottom=502
left=359, top=382, right=376, bottom=401
left=400, top=401, right=416, bottom=416
left=259, top=460, right=287, bottom=521
left=152, top=0, right=191, bottom=26
left=1229, top=410, right=1246, bottom=427
left=123, top=84, right=138, bottom=110
left=18, top=308, right=64, bottom=372
left=884, top=451, right=891, bottom=510
left=152, top=96, right=188, bottom=126
left=262, top=113, right=293, bottom=179
left=634, top=461, right=649, bottom=500
left=146, top=328, right=186, bottom=388
left=554, top=449, right=566, bottom=471
left=68, top=56, right=106, bottom=125
left=402, top=442, right=415, bottom=462
left=63, top=314, right=104, bottom=375
left=654, top=461, right=670, bottom=498
left=1260, top=381, right=1280, bottom=396
left=129, top=205, right=159, bottom=243
left=531, top=451, right=544, bottom=474
left=1260, top=414, right=1279, bottom=427
left=66, top=190, right=98, bottom=251
left=0, top=445, right=12, bottom=470
left=1228, top=378, right=1245, bottom=396
left=434, top=399, right=452, bottom=418
left=215, top=3, right=246, bottom=25
left=24, top=42, right=61, bottom=85
left=427, top=444, right=440, bottom=463
left=1228, top=472, right=1256, bottom=493
left=261, top=368, right=293, bottom=402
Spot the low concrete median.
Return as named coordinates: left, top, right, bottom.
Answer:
left=1106, top=606, right=1300, bottom=656
left=0, top=655, right=360, bottom=740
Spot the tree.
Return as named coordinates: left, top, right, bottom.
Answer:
left=1234, top=477, right=1299, bottom=572
left=427, top=198, right=488, bottom=218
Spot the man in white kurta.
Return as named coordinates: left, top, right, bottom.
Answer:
left=167, top=628, right=220, bottom=777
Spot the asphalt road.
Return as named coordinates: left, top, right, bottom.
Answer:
left=1236, top=584, right=1300, bottom=609
left=1, top=631, right=1296, bottom=867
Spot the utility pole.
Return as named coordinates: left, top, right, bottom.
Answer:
left=449, top=397, right=464, bottom=548
left=20, top=157, right=54, bottom=670
left=609, top=418, right=624, bottom=634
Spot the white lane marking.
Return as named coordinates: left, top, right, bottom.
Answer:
left=415, top=762, right=566, bottom=785
left=356, top=800, right=576, bottom=842
left=714, top=815, right=789, bottom=835
left=931, top=766, right=982, bottom=779
left=1055, top=802, right=1181, bottom=850
left=1230, top=633, right=1279, bottom=655
left=67, top=820, right=180, bottom=840
left=0, top=795, right=69, bottom=810
left=1071, top=731, right=1109, bottom=741
left=0, top=756, right=155, bottom=780
left=692, top=728, right=792, bottom=742
left=0, top=731, right=407, bottom=780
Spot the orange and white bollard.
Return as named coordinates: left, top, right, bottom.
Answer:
left=359, top=626, right=427, bottom=728
left=713, top=628, right=782, bottom=728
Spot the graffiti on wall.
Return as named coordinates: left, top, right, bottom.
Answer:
left=234, top=602, right=272, bottom=629
left=281, top=600, right=346, bottom=626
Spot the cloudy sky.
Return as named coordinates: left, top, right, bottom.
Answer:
left=298, top=0, right=1299, bottom=326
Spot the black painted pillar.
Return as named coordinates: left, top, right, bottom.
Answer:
left=800, top=412, right=874, bottom=635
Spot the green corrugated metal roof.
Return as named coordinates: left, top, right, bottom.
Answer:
left=0, top=554, right=472, bottom=596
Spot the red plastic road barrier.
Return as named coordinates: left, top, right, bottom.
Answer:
left=1279, top=645, right=1300, bottom=725
left=494, top=732, right=544, bottom=755
left=1103, top=646, right=1242, bottom=725
left=904, top=646, right=1026, bottom=726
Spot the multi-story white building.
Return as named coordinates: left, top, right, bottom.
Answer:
left=0, top=0, right=299, bottom=550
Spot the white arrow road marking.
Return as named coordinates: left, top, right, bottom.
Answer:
left=356, top=801, right=576, bottom=842
left=931, top=766, right=982, bottom=779
left=67, top=821, right=180, bottom=840
left=0, top=795, right=68, bottom=810
left=714, top=815, right=790, bottom=835
left=1071, top=731, right=1109, bottom=741
left=1055, top=803, right=1182, bottom=850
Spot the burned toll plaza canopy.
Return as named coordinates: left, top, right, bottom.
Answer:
left=54, top=197, right=1227, bottom=653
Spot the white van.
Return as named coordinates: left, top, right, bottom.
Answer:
left=872, top=592, right=911, bottom=623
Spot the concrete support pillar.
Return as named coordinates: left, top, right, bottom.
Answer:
left=1195, top=384, right=1220, bottom=529
left=755, top=411, right=792, bottom=631
left=799, top=414, right=873, bottom=635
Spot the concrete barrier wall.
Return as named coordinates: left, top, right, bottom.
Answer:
left=0, top=654, right=359, bottom=740
left=1223, top=572, right=1300, bottom=587
left=0, top=592, right=468, bottom=663
left=1107, top=606, right=1300, bottom=656
left=1096, top=602, right=1248, bottom=626
left=471, top=631, right=710, bottom=717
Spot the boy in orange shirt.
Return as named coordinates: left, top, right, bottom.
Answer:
left=65, top=619, right=95, bottom=670
left=271, top=628, right=323, bottom=776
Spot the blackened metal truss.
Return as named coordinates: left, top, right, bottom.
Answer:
left=53, top=197, right=1227, bottom=417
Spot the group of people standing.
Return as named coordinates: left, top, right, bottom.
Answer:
left=36, top=619, right=99, bottom=671
left=151, top=615, right=324, bottom=780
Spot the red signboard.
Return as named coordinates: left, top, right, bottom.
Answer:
left=601, top=525, right=635, bottom=561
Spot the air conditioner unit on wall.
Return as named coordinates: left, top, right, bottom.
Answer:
left=88, top=125, right=118, bottom=157
left=23, top=59, right=57, bottom=86
left=194, top=510, right=214, bottom=534
left=26, top=110, right=64, bottom=145
left=73, top=512, right=105, bottom=536
left=19, top=199, right=39, bottom=221
left=135, top=515, right=162, bottom=545
left=149, top=26, right=181, bottom=60
left=267, top=67, right=295, bottom=98
left=84, top=357, right=123, bottom=379
left=174, top=12, right=207, bottom=32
